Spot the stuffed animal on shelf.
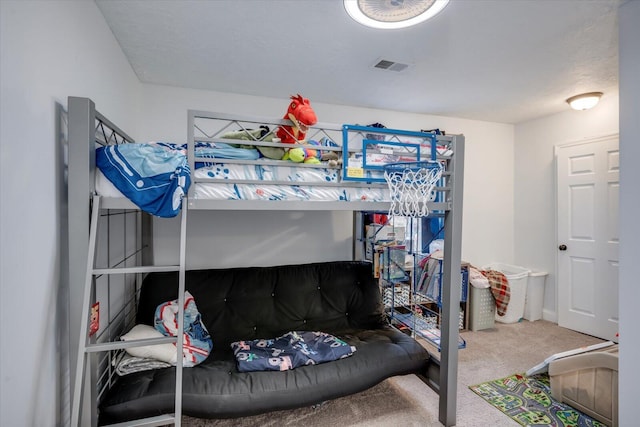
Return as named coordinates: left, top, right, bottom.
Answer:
left=281, top=137, right=343, bottom=166
left=220, top=126, right=270, bottom=149
left=282, top=146, right=321, bottom=164
left=275, top=94, right=318, bottom=144
left=318, top=136, right=341, bottom=166
left=220, top=126, right=284, bottom=159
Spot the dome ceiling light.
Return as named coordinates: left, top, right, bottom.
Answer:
left=566, top=92, right=603, bottom=111
left=344, top=0, right=450, bottom=29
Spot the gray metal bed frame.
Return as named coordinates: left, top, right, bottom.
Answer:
left=67, top=96, right=465, bottom=427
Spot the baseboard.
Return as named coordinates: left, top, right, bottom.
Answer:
left=542, top=308, right=558, bottom=323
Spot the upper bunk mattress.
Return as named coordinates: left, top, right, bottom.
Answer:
left=192, top=161, right=389, bottom=202
left=96, top=158, right=390, bottom=213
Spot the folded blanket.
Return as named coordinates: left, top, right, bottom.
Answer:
left=96, top=141, right=262, bottom=217
left=194, top=141, right=260, bottom=163
left=113, top=353, right=171, bottom=376
left=154, top=291, right=213, bottom=367
left=96, top=142, right=191, bottom=218
left=231, top=331, right=356, bottom=373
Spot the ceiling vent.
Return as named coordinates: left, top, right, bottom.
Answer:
left=373, top=59, right=409, bottom=72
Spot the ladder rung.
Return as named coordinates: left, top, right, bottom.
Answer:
left=85, top=336, right=176, bottom=353
left=101, top=413, right=176, bottom=427
left=93, top=265, right=180, bottom=275
left=433, top=186, right=451, bottom=192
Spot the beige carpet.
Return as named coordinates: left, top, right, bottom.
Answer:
left=182, top=320, right=606, bottom=427
left=183, top=378, right=435, bottom=427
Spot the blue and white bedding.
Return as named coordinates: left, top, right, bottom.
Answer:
left=230, top=331, right=356, bottom=373
left=193, top=161, right=389, bottom=202
left=96, top=141, right=259, bottom=217
left=96, top=142, right=191, bottom=217
left=96, top=142, right=391, bottom=213
left=193, top=181, right=389, bottom=202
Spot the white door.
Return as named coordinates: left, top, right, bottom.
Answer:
left=556, top=135, right=619, bottom=341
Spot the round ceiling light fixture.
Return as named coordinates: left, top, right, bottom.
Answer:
left=566, top=92, right=603, bottom=111
left=344, top=0, right=450, bottom=29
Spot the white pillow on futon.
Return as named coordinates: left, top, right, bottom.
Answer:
left=120, top=324, right=178, bottom=364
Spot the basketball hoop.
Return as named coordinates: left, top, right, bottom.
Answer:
left=383, top=161, right=443, bottom=218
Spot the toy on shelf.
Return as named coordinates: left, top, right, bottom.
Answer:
left=282, top=145, right=320, bottom=164
left=275, top=94, right=317, bottom=144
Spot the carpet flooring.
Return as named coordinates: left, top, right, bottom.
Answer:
left=182, top=320, right=607, bottom=427
left=182, top=378, right=435, bottom=427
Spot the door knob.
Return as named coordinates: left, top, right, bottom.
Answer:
left=559, top=244, right=567, bottom=251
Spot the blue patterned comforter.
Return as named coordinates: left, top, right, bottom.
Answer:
left=96, top=141, right=258, bottom=217
left=96, top=141, right=390, bottom=215
left=231, top=331, right=356, bottom=373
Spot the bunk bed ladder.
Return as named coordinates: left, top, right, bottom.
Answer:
left=71, top=195, right=188, bottom=427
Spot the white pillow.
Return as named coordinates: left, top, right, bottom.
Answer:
left=120, top=324, right=178, bottom=364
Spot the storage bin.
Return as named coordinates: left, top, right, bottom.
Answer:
left=523, top=270, right=548, bottom=321
left=382, top=283, right=411, bottom=308
left=418, top=253, right=469, bottom=306
left=549, top=344, right=619, bottom=427
left=366, top=224, right=405, bottom=242
left=483, top=262, right=530, bottom=324
left=381, top=246, right=410, bottom=281
left=469, top=286, right=495, bottom=331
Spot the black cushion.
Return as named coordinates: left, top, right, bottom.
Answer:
left=136, top=261, right=387, bottom=347
left=99, top=261, right=429, bottom=423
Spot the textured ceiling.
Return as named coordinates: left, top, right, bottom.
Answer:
left=96, top=0, right=620, bottom=124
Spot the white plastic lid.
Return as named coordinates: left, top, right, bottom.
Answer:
left=482, top=262, right=531, bottom=279
left=528, top=270, right=548, bottom=277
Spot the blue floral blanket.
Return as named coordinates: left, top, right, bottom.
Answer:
left=231, top=331, right=356, bottom=373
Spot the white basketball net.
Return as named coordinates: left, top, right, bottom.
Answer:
left=384, top=162, right=444, bottom=218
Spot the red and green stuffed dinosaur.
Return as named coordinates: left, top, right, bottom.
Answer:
left=276, top=94, right=318, bottom=144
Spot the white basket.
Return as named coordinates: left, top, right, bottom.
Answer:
left=483, top=263, right=530, bottom=324
left=469, top=287, right=495, bottom=331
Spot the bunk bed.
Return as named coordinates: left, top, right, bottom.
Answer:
left=67, top=96, right=465, bottom=427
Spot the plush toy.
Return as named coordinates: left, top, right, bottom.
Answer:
left=318, top=137, right=341, bottom=166
left=275, top=94, right=318, bottom=144
left=281, top=137, right=344, bottom=166
left=282, top=146, right=321, bottom=164
left=220, top=126, right=285, bottom=160
left=220, top=126, right=270, bottom=149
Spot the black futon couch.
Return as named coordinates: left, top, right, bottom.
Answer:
left=99, top=261, right=431, bottom=423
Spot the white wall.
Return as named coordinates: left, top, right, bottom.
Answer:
left=6, top=1, right=603, bottom=424
left=618, top=1, right=640, bottom=424
left=139, top=84, right=515, bottom=269
left=0, top=1, right=140, bottom=426
left=513, top=94, right=619, bottom=322
left=0, top=2, right=514, bottom=423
